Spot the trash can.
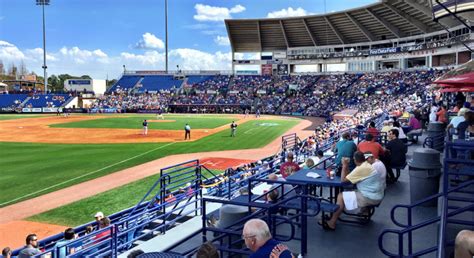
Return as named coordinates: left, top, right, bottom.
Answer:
left=408, top=148, right=442, bottom=207
left=426, top=122, right=446, bottom=151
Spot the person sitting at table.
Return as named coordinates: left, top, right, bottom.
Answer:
left=333, top=132, right=357, bottom=175
left=364, top=152, right=387, bottom=190
left=302, top=157, right=315, bottom=169
left=279, top=152, right=300, bottom=178
left=357, top=134, right=384, bottom=160
left=320, top=152, right=384, bottom=230
left=314, top=150, right=325, bottom=169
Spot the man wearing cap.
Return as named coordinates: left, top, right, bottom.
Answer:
left=94, top=212, right=104, bottom=230
left=320, top=152, right=384, bottom=230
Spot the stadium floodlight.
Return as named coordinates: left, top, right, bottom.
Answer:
left=36, top=0, right=50, bottom=93
left=165, top=0, right=168, bottom=73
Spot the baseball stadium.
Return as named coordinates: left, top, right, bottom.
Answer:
left=0, top=0, right=473, bottom=257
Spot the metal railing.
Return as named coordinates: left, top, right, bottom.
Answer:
left=378, top=140, right=474, bottom=257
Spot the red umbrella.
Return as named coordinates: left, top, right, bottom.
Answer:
left=433, top=60, right=474, bottom=87
left=440, top=87, right=474, bottom=93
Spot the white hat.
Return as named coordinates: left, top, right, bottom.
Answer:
left=94, top=211, right=104, bottom=218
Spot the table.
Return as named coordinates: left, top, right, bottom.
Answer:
left=285, top=168, right=350, bottom=202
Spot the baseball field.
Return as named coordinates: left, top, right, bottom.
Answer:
left=0, top=113, right=309, bottom=245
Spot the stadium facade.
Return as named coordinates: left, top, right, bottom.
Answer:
left=226, top=0, right=473, bottom=74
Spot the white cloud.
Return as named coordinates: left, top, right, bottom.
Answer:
left=170, top=48, right=232, bottom=70
left=214, top=36, right=230, bottom=46
left=25, top=48, right=57, bottom=61
left=0, top=40, right=25, bottom=62
left=135, top=32, right=165, bottom=50
left=194, top=4, right=246, bottom=22
left=267, top=7, right=312, bottom=18
left=0, top=40, right=234, bottom=79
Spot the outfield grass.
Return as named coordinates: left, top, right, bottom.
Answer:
left=50, top=115, right=237, bottom=130
left=0, top=114, right=43, bottom=120
left=0, top=118, right=298, bottom=209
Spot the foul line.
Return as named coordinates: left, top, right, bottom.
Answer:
left=0, top=142, right=176, bottom=207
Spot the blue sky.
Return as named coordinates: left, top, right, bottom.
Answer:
left=0, top=0, right=376, bottom=79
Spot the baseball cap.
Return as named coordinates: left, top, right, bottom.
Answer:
left=364, top=153, right=374, bottom=159
left=94, top=212, right=104, bottom=218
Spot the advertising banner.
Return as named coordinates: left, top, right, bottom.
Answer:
left=22, top=108, right=32, bottom=113
left=277, top=64, right=289, bottom=75
left=261, top=64, right=273, bottom=76
left=369, top=47, right=400, bottom=55
left=42, top=107, right=59, bottom=113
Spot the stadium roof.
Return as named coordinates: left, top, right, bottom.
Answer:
left=225, top=0, right=462, bottom=52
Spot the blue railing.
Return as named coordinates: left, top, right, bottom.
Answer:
left=378, top=139, right=474, bottom=257
left=13, top=113, right=387, bottom=257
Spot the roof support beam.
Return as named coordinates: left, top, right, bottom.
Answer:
left=383, top=3, right=429, bottom=33
left=279, top=20, right=290, bottom=48
left=302, top=19, right=317, bottom=47
left=256, top=21, right=262, bottom=51
left=345, top=12, right=376, bottom=41
left=324, top=16, right=347, bottom=44
left=224, top=21, right=235, bottom=52
left=365, top=8, right=404, bottom=38
left=400, top=0, right=458, bottom=27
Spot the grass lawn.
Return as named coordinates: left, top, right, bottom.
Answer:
left=0, top=114, right=43, bottom=120
left=0, top=119, right=298, bottom=209
left=50, top=115, right=237, bottom=130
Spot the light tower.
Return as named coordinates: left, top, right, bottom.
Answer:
left=36, top=0, right=50, bottom=92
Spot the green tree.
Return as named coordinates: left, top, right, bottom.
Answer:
left=48, top=74, right=60, bottom=91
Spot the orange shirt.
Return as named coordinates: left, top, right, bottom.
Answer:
left=357, top=141, right=384, bottom=159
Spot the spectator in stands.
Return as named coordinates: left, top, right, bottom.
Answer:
left=313, top=150, right=326, bottom=169
left=2, top=247, right=11, bottom=258
left=357, top=134, right=384, bottom=160
left=321, top=152, right=384, bottom=230
left=381, top=120, right=392, bottom=133
left=127, top=249, right=144, bottom=258
left=364, top=152, right=387, bottom=189
left=18, top=234, right=41, bottom=258
left=94, top=211, right=104, bottom=230
left=448, top=109, right=468, bottom=136
left=392, top=121, right=407, bottom=143
left=366, top=122, right=379, bottom=139
left=196, top=242, right=219, bottom=258
left=457, top=111, right=474, bottom=140
left=455, top=230, right=474, bottom=258
left=94, top=217, right=111, bottom=243
left=53, top=228, right=76, bottom=258
left=385, top=129, right=407, bottom=183
left=243, top=219, right=294, bottom=258
left=407, top=113, right=422, bottom=142
left=279, top=152, right=300, bottom=178
left=302, top=157, right=315, bottom=169
left=436, top=104, right=448, bottom=124
left=334, top=132, right=357, bottom=174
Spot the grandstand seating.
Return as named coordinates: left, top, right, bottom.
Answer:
left=109, top=75, right=142, bottom=92
left=0, top=94, right=29, bottom=108
left=22, top=94, right=69, bottom=108
left=137, top=75, right=183, bottom=93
